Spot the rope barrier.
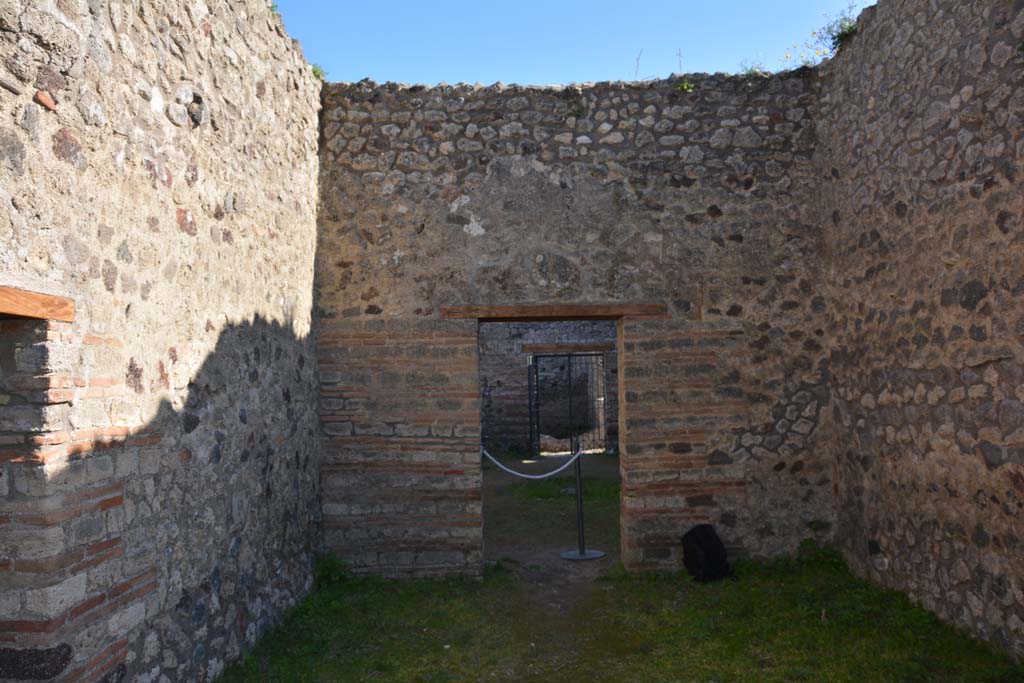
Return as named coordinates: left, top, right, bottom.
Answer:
left=481, top=446, right=583, bottom=480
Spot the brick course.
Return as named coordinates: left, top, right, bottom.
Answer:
left=318, top=319, right=482, bottom=576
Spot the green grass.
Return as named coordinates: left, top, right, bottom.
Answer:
left=219, top=545, right=1024, bottom=682
left=505, top=474, right=620, bottom=503
left=482, top=451, right=621, bottom=553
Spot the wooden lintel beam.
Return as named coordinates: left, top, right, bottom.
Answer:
left=521, top=343, right=616, bottom=354
left=0, top=286, right=75, bottom=322
left=439, top=304, right=668, bottom=321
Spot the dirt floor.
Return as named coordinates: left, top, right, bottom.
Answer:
left=479, top=450, right=643, bottom=679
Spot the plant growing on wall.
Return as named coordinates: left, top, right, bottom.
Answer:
left=782, top=1, right=869, bottom=67
left=736, top=59, right=769, bottom=77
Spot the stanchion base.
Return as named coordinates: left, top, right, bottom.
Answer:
left=560, top=549, right=606, bottom=561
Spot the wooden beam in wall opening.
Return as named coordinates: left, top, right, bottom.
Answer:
left=440, top=304, right=668, bottom=322
left=521, top=342, right=616, bottom=354
left=0, top=286, right=75, bottom=322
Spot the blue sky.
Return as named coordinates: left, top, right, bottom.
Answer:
left=275, top=1, right=874, bottom=85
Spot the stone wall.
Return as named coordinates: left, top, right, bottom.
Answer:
left=317, top=73, right=836, bottom=574
left=478, top=320, right=618, bottom=455
left=817, top=0, right=1024, bottom=658
left=0, top=2, right=321, bottom=681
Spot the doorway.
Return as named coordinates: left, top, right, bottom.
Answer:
left=478, top=320, right=621, bottom=604
left=528, top=352, right=609, bottom=458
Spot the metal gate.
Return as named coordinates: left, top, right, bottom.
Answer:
left=527, top=353, right=607, bottom=458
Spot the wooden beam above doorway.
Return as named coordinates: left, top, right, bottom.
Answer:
left=440, top=303, right=668, bottom=322
left=0, top=286, right=76, bottom=322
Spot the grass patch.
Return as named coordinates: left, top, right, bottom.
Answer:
left=505, top=475, right=620, bottom=503
left=220, top=547, right=1024, bottom=682
left=483, top=450, right=621, bottom=552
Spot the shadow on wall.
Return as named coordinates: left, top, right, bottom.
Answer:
left=0, top=316, right=321, bottom=682
left=0, top=317, right=48, bottom=456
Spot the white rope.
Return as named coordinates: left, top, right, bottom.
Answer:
left=481, top=446, right=583, bottom=480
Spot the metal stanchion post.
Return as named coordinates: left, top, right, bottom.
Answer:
left=561, top=355, right=605, bottom=561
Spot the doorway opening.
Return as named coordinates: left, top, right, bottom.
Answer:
left=478, top=320, right=621, bottom=601
left=528, top=352, right=610, bottom=458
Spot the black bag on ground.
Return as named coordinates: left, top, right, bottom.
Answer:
left=681, top=524, right=732, bottom=582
